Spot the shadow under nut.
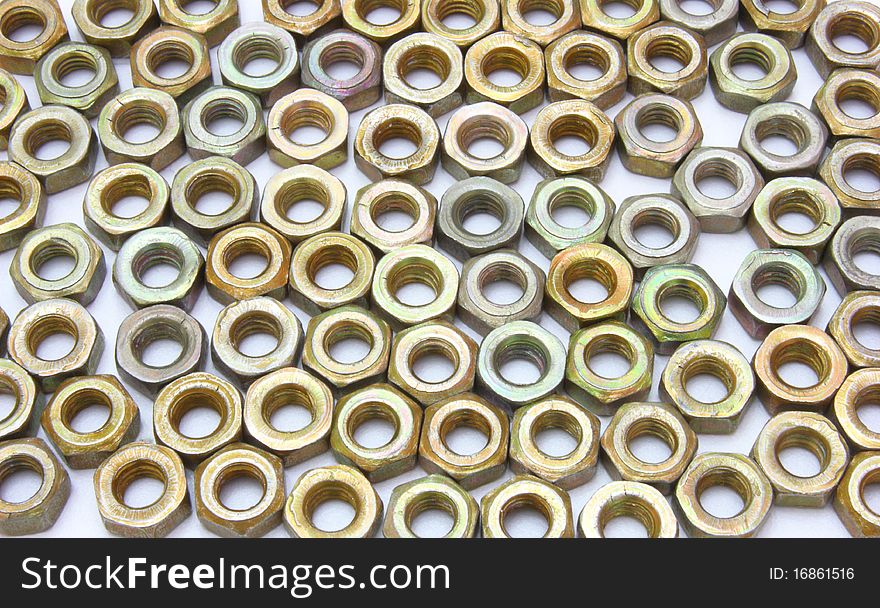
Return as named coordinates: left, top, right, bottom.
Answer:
left=442, top=101, right=529, bottom=183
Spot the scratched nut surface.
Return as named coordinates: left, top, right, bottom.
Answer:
left=578, top=480, right=678, bottom=538
left=834, top=452, right=880, bottom=537
left=501, top=0, right=579, bottom=47
left=659, top=0, right=736, bottom=46
left=627, top=21, right=708, bottom=100
left=350, top=179, right=436, bottom=254
left=158, top=0, right=240, bottom=47
left=824, top=216, right=880, bottom=296
left=0, top=0, right=68, bottom=74
left=263, top=0, right=342, bottom=39
left=0, top=69, right=27, bottom=150
left=806, top=1, right=880, bottom=77
left=579, top=0, right=659, bottom=41
left=709, top=33, right=797, bottom=113
left=383, top=474, right=479, bottom=538
left=355, top=103, right=439, bottom=185
left=35, top=42, right=119, bottom=118
left=267, top=88, right=349, bottom=170
left=739, top=102, right=828, bottom=179
left=740, top=0, right=823, bottom=49
left=130, top=26, right=212, bottom=105
left=0, top=359, right=41, bottom=441
left=421, top=0, right=499, bottom=48
left=813, top=68, right=880, bottom=141
left=441, top=102, right=529, bottom=183
left=71, top=0, right=156, bottom=57
left=301, top=29, right=382, bottom=112
left=480, top=475, right=574, bottom=538
left=383, top=32, right=463, bottom=117
left=464, top=31, right=545, bottom=114
left=0, top=437, right=69, bottom=536
left=827, top=292, right=880, bottom=369
left=342, top=0, right=420, bottom=44
left=545, top=30, right=626, bottom=108
left=528, top=99, right=615, bottom=181
left=820, top=138, right=880, bottom=213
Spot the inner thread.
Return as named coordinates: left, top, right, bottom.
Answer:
left=599, top=497, right=661, bottom=537
left=111, top=459, right=167, bottom=508
left=230, top=312, right=282, bottom=354
left=26, top=315, right=79, bottom=359
left=146, top=39, right=195, bottom=78
left=770, top=340, right=831, bottom=386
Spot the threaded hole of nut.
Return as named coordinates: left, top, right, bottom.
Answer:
left=325, top=321, right=374, bottom=365
left=52, top=50, right=100, bottom=88
left=751, top=261, right=805, bottom=309
left=771, top=339, right=830, bottom=390
left=114, top=101, right=167, bottom=145
left=0, top=377, right=20, bottom=423
left=86, top=0, right=139, bottom=28
left=861, top=470, right=880, bottom=517
left=410, top=339, right=459, bottom=384
left=585, top=334, right=635, bottom=379
left=27, top=314, right=79, bottom=362
left=632, top=207, right=680, bottom=249
left=132, top=319, right=187, bottom=368
left=147, top=39, right=195, bottom=80
left=201, top=98, right=247, bottom=138
left=0, top=455, right=43, bottom=504
left=215, top=462, right=267, bottom=512
left=318, top=40, right=366, bottom=81
left=112, top=459, right=168, bottom=510
left=756, top=116, right=807, bottom=157
left=563, top=257, right=616, bottom=304
left=303, top=480, right=360, bottom=533
left=373, top=118, right=422, bottom=160
left=370, top=192, right=419, bottom=233
left=548, top=114, right=596, bottom=158
left=387, top=261, right=442, bottom=307
left=280, top=0, right=321, bottom=17
left=230, top=312, right=282, bottom=358
left=682, top=357, right=734, bottom=405
left=356, top=0, right=406, bottom=25
left=307, top=243, right=358, bottom=290
left=696, top=467, right=750, bottom=518
left=625, top=418, right=677, bottom=464
left=59, top=387, right=112, bottom=434
left=657, top=280, right=708, bottom=325
left=694, top=158, right=742, bottom=200
left=597, top=0, right=643, bottom=19
left=532, top=410, right=582, bottom=458
left=102, top=173, right=154, bottom=219
left=853, top=306, right=880, bottom=352
left=347, top=401, right=399, bottom=449
left=458, top=115, right=510, bottom=160
left=398, top=45, right=451, bottom=90
left=549, top=189, right=595, bottom=228
left=479, top=260, right=527, bottom=306
left=494, top=335, right=548, bottom=386
left=728, top=43, right=774, bottom=82
left=829, top=13, right=880, bottom=55
left=168, top=388, right=227, bottom=440
left=439, top=409, right=491, bottom=456
left=563, top=42, right=611, bottom=82
left=455, top=189, right=506, bottom=235
left=0, top=176, right=23, bottom=220
left=404, top=491, right=457, bottom=538
left=769, top=189, right=823, bottom=235
left=599, top=497, right=660, bottom=538
left=849, top=231, right=880, bottom=276
left=24, top=119, right=72, bottom=161
left=481, top=47, right=530, bottom=88
left=262, top=385, right=316, bottom=433
left=186, top=171, right=241, bottom=217
left=0, top=7, right=46, bottom=43
left=836, top=80, right=880, bottom=120
left=843, top=152, right=880, bottom=194
left=644, top=35, right=693, bottom=74
left=29, top=237, right=78, bottom=281
left=133, top=244, right=184, bottom=288
left=276, top=178, right=330, bottom=224
left=223, top=237, right=271, bottom=280
left=500, top=494, right=551, bottom=538
left=517, top=0, right=564, bottom=25
left=232, top=35, right=284, bottom=78
left=635, top=104, right=682, bottom=144
left=432, top=0, right=484, bottom=27
left=776, top=428, right=828, bottom=479
left=280, top=103, right=333, bottom=146
left=855, top=385, right=880, bottom=434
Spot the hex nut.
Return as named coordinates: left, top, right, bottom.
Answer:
left=260, top=165, right=346, bottom=243
left=501, top=0, right=579, bottom=47
left=820, top=138, right=880, bottom=213
left=383, top=474, right=479, bottom=538
left=709, top=33, right=796, bottom=114
left=740, top=0, right=822, bottom=48
left=0, top=438, right=69, bottom=536
left=659, top=0, right=737, bottom=45
left=627, top=21, right=708, bottom=100
left=0, top=359, right=41, bottom=441
left=441, top=102, right=529, bottom=183
left=158, top=0, right=239, bottom=47
left=827, top=291, right=880, bottom=369
left=35, top=42, right=118, bottom=118
left=350, top=179, right=437, bottom=254
left=813, top=68, right=880, bottom=140
left=205, top=223, right=292, bottom=305
left=421, top=0, right=499, bottom=48
left=739, top=102, right=828, bottom=179
left=834, top=452, right=880, bottom=537
left=301, top=29, right=383, bottom=112
left=383, top=32, right=464, bottom=117
left=0, top=68, right=27, bottom=150
left=825, top=216, right=880, bottom=296
left=341, top=0, right=420, bottom=44
left=833, top=368, right=880, bottom=451
left=806, top=0, right=880, bottom=77
left=481, top=475, right=574, bottom=538
left=263, top=0, right=342, bottom=40
left=528, top=99, right=615, bottom=181
left=219, top=22, right=299, bottom=109
left=578, top=480, right=678, bottom=538
left=0, top=162, right=44, bottom=253
left=130, top=26, right=212, bottom=105
left=464, top=31, right=545, bottom=114
left=545, top=30, right=626, bottom=108
left=354, top=103, right=440, bottom=185
left=183, top=86, right=267, bottom=166
left=71, top=0, right=157, bottom=57
left=267, top=88, right=349, bottom=170
left=579, top=0, right=659, bottom=41
left=0, top=0, right=68, bottom=74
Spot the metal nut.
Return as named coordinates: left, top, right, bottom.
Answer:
left=183, top=86, right=267, bottom=166
left=260, top=165, right=346, bottom=243
left=806, top=0, right=880, bottom=77
left=383, top=32, right=463, bottom=117
left=579, top=0, right=659, bottom=41
left=267, top=88, right=348, bottom=170
left=130, top=26, right=212, bottom=105
left=342, top=0, right=421, bottom=44
left=0, top=359, right=40, bottom=441
left=0, top=69, right=27, bottom=150
left=350, top=179, right=436, bottom=254
left=35, top=42, right=118, bottom=118
left=627, top=21, right=707, bottom=100
left=526, top=178, right=613, bottom=259
left=834, top=452, right=880, bottom=537
left=480, top=475, right=574, bottom=538
left=263, top=0, right=342, bottom=40
left=659, top=0, right=736, bottom=45
left=820, top=138, right=880, bottom=213
left=71, top=0, right=157, bottom=58
left=813, top=68, right=880, bottom=140
left=528, top=99, right=615, bottom=181
left=383, top=474, right=479, bottom=538
left=301, top=29, right=382, bottom=111
left=827, top=291, right=880, bottom=369
left=824, top=216, right=880, bottom=296
left=579, top=481, right=678, bottom=538
left=501, top=0, right=579, bottom=47
left=421, top=0, right=499, bottom=48
left=709, top=33, right=796, bottom=113
left=464, top=31, right=544, bottom=114
left=158, top=0, right=239, bottom=47
left=0, top=162, right=44, bottom=253
left=0, top=438, right=69, bottom=535
left=354, top=103, right=439, bottom=185
left=834, top=369, right=880, bottom=451
left=545, top=30, right=626, bottom=108
left=740, top=0, right=822, bottom=48
left=0, top=0, right=68, bottom=74
left=739, top=101, right=828, bottom=179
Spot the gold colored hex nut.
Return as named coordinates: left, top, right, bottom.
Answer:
left=464, top=31, right=545, bottom=114
left=834, top=451, right=880, bottom=537
left=263, top=0, right=342, bottom=40
left=383, top=32, right=464, bottom=117
left=351, top=179, right=437, bottom=254
left=740, top=0, right=823, bottom=49
left=579, top=0, right=659, bottom=41
left=827, top=292, right=880, bottom=369
left=205, top=223, right=292, bottom=305
left=709, top=33, right=797, bottom=114
left=813, top=68, right=880, bottom=140
left=528, top=99, right=615, bottom=181
left=71, top=0, right=157, bottom=58
left=0, top=162, right=45, bottom=252
left=0, top=68, right=28, bottom=150
left=627, top=21, right=707, bottom=100
left=421, top=0, right=500, bottom=48
left=441, top=102, right=529, bottom=183
left=0, top=359, right=41, bottom=441
left=578, top=480, right=678, bottom=538
left=481, top=475, right=574, bottom=538
left=820, top=138, right=880, bottom=213
left=0, top=437, right=69, bottom=536
left=501, top=0, right=580, bottom=47
left=130, top=27, right=212, bottom=105
left=355, top=103, right=440, bottom=185
left=267, top=88, right=349, bottom=170
left=0, top=0, right=68, bottom=74
left=806, top=1, right=880, bottom=78
left=35, top=42, right=119, bottom=118
left=545, top=31, right=626, bottom=108
left=341, top=0, right=421, bottom=45
left=383, top=474, right=479, bottom=538
left=158, top=0, right=239, bottom=47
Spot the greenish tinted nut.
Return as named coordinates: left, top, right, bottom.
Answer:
left=301, top=29, right=383, bottom=112
left=806, top=0, right=880, bottom=77
left=709, top=33, right=796, bottom=114
left=632, top=264, right=726, bottom=355
left=476, top=320, right=566, bottom=409
left=183, top=86, right=267, bottom=166
left=383, top=32, right=464, bottom=117
left=219, top=23, right=299, bottom=108
left=480, top=475, right=574, bottom=538
left=0, top=438, right=69, bottom=536
left=0, top=359, right=42, bottom=441
left=545, top=30, right=626, bottom=108
left=350, top=180, right=436, bottom=254
left=0, top=69, right=28, bottom=150
left=659, top=0, right=737, bottom=45
left=820, top=138, right=880, bottom=213
left=383, top=475, right=479, bottom=539
left=441, top=102, right=529, bottom=183
left=813, top=68, right=880, bottom=141
left=627, top=21, right=708, bottom=100
left=740, top=102, right=828, bottom=179
left=824, top=216, right=880, bottom=296
left=158, top=0, right=239, bottom=46
left=0, top=162, right=45, bottom=252
left=740, top=0, right=822, bottom=49
left=71, top=0, right=157, bottom=58
left=827, top=292, right=880, bottom=369
left=35, top=42, right=119, bottom=118
left=10, top=223, right=106, bottom=306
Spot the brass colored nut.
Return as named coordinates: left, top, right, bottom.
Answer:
left=419, top=392, right=509, bottom=489
left=820, top=138, right=880, bottom=213
left=0, top=0, right=68, bottom=74
left=284, top=464, right=382, bottom=538
left=834, top=452, right=880, bottom=537
left=154, top=372, right=243, bottom=467
left=753, top=325, right=848, bottom=415
left=0, top=359, right=40, bottom=440
left=205, top=222, right=292, bottom=305
left=8, top=105, right=97, bottom=194
left=0, top=162, right=43, bottom=252
left=131, top=27, right=212, bottom=105
left=476, top=320, right=566, bottom=409
left=0, top=438, right=69, bottom=536
left=441, top=102, right=529, bottom=183
left=370, top=243, right=459, bottom=330
left=545, top=30, right=626, bottom=108
left=729, top=249, right=825, bottom=339
left=158, top=0, right=239, bottom=47
left=97, top=88, right=185, bottom=171
left=331, top=383, right=422, bottom=482
left=384, top=474, right=479, bottom=538
left=608, top=194, right=700, bottom=277
left=0, top=307, right=7, bottom=351
left=115, top=305, right=207, bottom=398
left=71, top=0, right=157, bottom=58
left=752, top=411, right=849, bottom=507
left=263, top=0, right=342, bottom=40
left=566, top=321, right=654, bottom=416
left=627, top=21, right=707, bottom=100
left=526, top=177, right=615, bottom=257
left=421, top=0, right=499, bottom=47
left=674, top=452, right=772, bottom=538
left=740, top=102, right=828, bottom=179
left=35, top=42, right=118, bottom=118
left=0, top=68, right=27, bottom=149
left=301, top=29, right=382, bottom=111
left=659, top=0, right=736, bottom=45
left=579, top=0, right=659, bottom=41
left=748, top=177, right=841, bottom=265
left=354, top=103, right=439, bottom=185
left=93, top=441, right=191, bottom=538
left=267, top=88, right=348, bottom=170
left=661, top=340, right=755, bottom=434
left=8, top=298, right=103, bottom=393
left=740, top=0, right=822, bottom=48
left=458, top=249, right=544, bottom=335
left=260, top=165, right=346, bottom=243
left=510, top=396, right=600, bottom=489
left=244, top=367, right=333, bottom=466
left=825, top=216, right=880, bottom=295
left=672, top=146, right=764, bottom=233
left=10, top=222, right=105, bottom=306
left=351, top=179, right=437, bottom=254
left=807, top=1, right=880, bottom=77
left=437, top=177, right=525, bottom=261
left=464, top=31, right=544, bottom=114
left=709, top=33, right=796, bottom=114
left=41, top=375, right=139, bottom=469
left=813, top=68, right=880, bottom=140
left=211, top=297, right=304, bottom=387
left=113, top=227, right=204, bottom=311
left=289, top=232, right=376, bottom=316
left=578, top=480, right=678, bottom=538
left=170, top=156, right=256, bottom=246
left=342, top=0, right=420, bottom=44
left=388, top=320, right=479, bottom=405
left=83, top=164, right=170, bottom=251
left=828, top=292, right=880, bottom=369
left=615, top=94, right=703, bottom=178
left=545, top=243, right=633, bottom=333
left=632, top=264, right=726, bottom=355
left=528, top=99, right=615, bottom=181
left=480, top=475, right=574, bottom=538
left=183, top=86, right=267, bottom=166
left=384, top=32, right=463, bottom=117
left=194, top=443, right=285, bottom=538
left=501, top=0, right=579, bottom=47
left=601, top=401, right=698, bottom=494
left=303, top=305, right=392, bottom=394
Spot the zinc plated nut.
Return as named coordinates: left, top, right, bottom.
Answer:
left=565, top=321, right=654, bottom=417
left=526, top=177, right=614, bottom=257
left=709, top=33, right=796, bottom=114
left=383, top=32, right=463, bottom=117
left=827, top=292, right=880, bottom=369
left=421, top=0, right=499, bottom=48
left=545, top=30, right=626, bottom=108
left=8, top=298, right=104, bottom=393
left=510, top=396, right=600, bottom=490
left=0, top=0, right=68, bottom=74
left=112, top=227, right=205, bottom=311
left=476, top=320, right=567, bottom=409
left=93, top=441, right=190, bottom=538
left=419, top=392, right=509, bottom=489
left=354, top=103, right=440, bottom=185
left=205, top=223, right=292, bottom=305
left=0, top=69, right=27, bottom=149
left=480, top=475, right=574, bottom=538
left=244, top=367, right=334, bottom=466
left=627, top=21, right=708, bottom=100
left=40, top=375, right=139, bottom=469
left=739, top=102, right=828, bottom=179
left=528, top=99, right=615, bottom=181
left=98, top=88, right=185, bottom=171
left=806, top=1, right=880, bottom=77
left=578, top=481, right=678, bottom=538
left=0, top=438, right=69, bottom=536
left=740, top=0, right=822, bottom=49
left=211, top=297, right=304, bottom=387
left=464, top=32, right=544, bottom=114
left=824, top=216, right=880, bottom=295
left=183, top=86, right=267, bottom=166
left=813, top=68, right=880, bottom=141
left=674, top=452, right=773, bottom=538
left=71, top=0, right=157, bottom=58
left=260, top=165, right=346, bottom=244
left=130, top=26, right=212, bottom=106
left=753, top=325, right=849, bottom=415
left=661, top=340, right=755, bottom=434
left=834, top=452, right=880, bottom=537
left=820, top=138, right=880, bottom=213
left=267, top=89, right=349, bottom=170
left=0, top=162, right=45, bottom=252
left=301, top=29, right=383, bottom=112
left=8, top=104, right=97, bottom=194
left=752, top=411, right=849, bottom=507
left=115, top=305, right=207, bottom=398
left=834, top=369, right=880, bottom=451
left=158, top=0, right=239, bottom=47
left=342, top=0, right=421, bottom=45
left=383, top=474, right=479, bottom=538
left=441, top=101, right=529, bottom=183
left=501, top=0, right=579, bottom=47
left=659, top=0, right=737, bottom=45
left=35, top=42, right=118, bottom=118
left=330, top=383, right=422, bottom=482
left=263, top=0, right=342, bottom=40
left=351, top=180, right=437, bottom=254
left=0, top=359, right=41, bottom=441
left=579, top=0, right=659, bottom=41
left=219, top=23, right=299, bottom=108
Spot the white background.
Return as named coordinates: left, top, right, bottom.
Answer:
left=1, top=0, right=877, bottom=538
